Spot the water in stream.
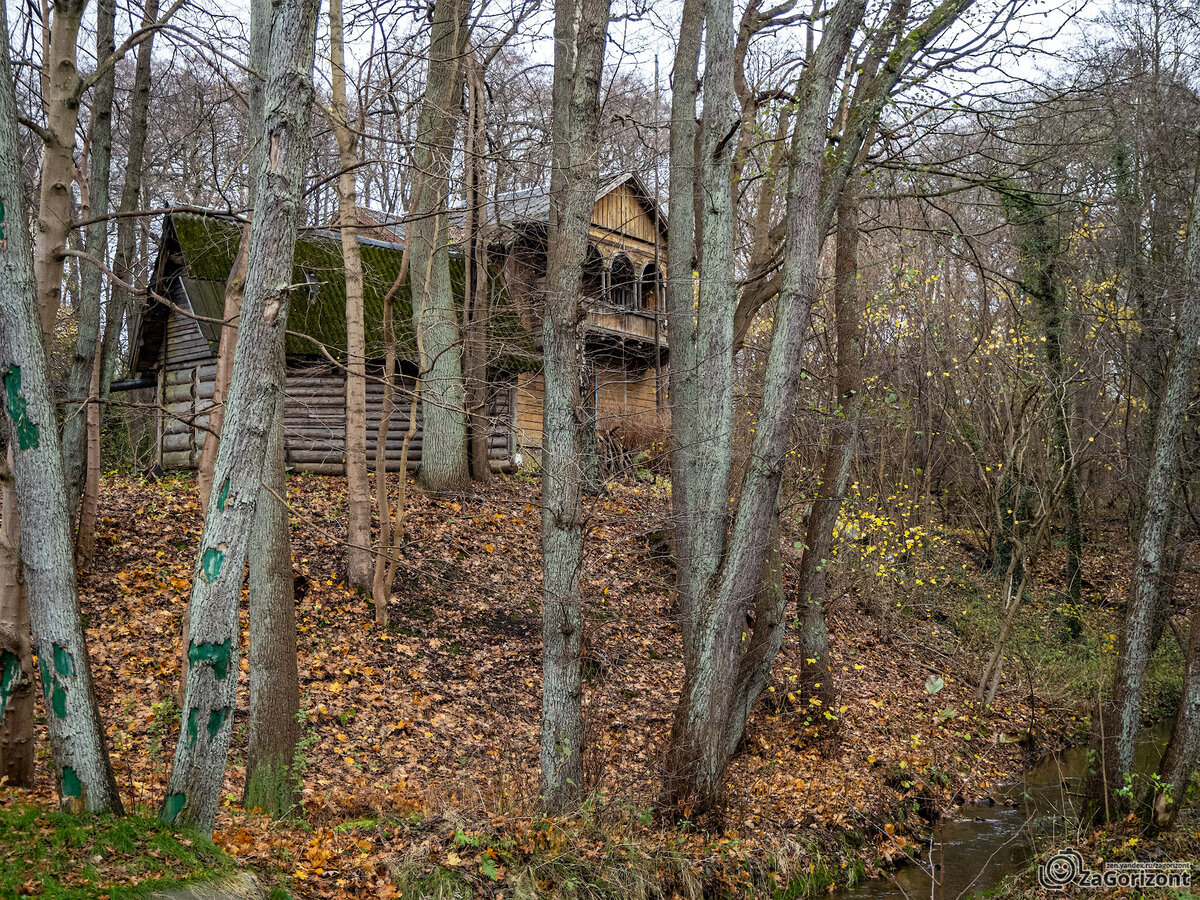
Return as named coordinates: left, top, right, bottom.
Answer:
left=834, top=724, right=1174, bottom=900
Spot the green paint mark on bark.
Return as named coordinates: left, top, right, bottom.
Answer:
left=61, top=766, right=82, bottom=798
left=51, top=682, right=67, bottom=718
left=217, top=478, right=230, bottom=512
left=207, top=707, right=230, bottom=740
left=161, top=792, right=186, bottom=824
left=187, top=707, right=200, bottom=747
left=36, top=655, right=50, bottom=702
left=200, top=546, right=226, bottom=583
left=188, top=638, right=233, bottom=680
left=0, top=651, right=19, bottom=722
left=52, top=644, right=74, bottom=677
left=3, top=366, right=40, bottom=450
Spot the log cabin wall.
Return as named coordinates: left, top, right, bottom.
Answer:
left=157, top=297, right=514, bottom=473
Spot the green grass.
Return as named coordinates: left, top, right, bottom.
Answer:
left=0, top=803, right=234, bottom=899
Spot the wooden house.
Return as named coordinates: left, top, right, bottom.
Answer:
left=123, top=172, right=668, bottom=474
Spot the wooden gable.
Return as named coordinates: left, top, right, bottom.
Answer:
left=589, top=180, right=665, bottom=263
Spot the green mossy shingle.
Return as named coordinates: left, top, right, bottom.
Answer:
left=169, top=212, right=539, bottom=371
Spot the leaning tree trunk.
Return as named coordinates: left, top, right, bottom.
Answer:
left=539, top=0, right=611, bottom=814
left=1085, top=157, right=1200, bottom=821
left=160, top=0, right=318, bottom=833
left=61, top=0, right=114, bottom=529
left=1151, top=604, right=1200, bottom=829
left=0, top=3, right=121, bottom=809
left=410, top=0, right=471, bottom=493
left=662, top=0, right=974, bottom=815
left=241, top=0, right=299, bottom=821
left=328, top=0, right=372, bottom=590
left=0, top=451, right=33, bottom=788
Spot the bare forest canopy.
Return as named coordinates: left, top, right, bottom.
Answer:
left=2, top=0, right=1200, bottom=896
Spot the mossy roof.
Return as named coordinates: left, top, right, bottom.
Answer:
left=168, top=211, right=539, bottom=370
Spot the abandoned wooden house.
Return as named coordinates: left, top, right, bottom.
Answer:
left=123, top=171, right=668, bottom=474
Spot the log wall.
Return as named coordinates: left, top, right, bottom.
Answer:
left=158, top=306, right=516, bottom=473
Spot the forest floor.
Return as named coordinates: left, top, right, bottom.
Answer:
left=1, top=472, right=1188, bottom=899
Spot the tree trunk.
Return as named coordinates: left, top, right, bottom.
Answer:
left=61, top=0, right=114, bottom=528
left=0, top=4, right=121, bottom=808
left=33, top=0, right=88, bottom=346
left=1151, top=605, right=1200, bottom=829
left=0, top=452, right=33, bottom=788
left=410, top=0, right=471, bottom=493
left=98, top=0, right=159, bottom=396
left=1085, top=158, right=1200, bottom=821
left=539, top=0, right=611, bottom=813
left=795, top=181, right=863, bottom=716
left=75, top=348, right=102, bottom=564
left=462, top=59, right=493, bottom=484
left=328, top=0, right=372, bottom=590
left=661, top=0, right=974, bottom=814
left=160, top=0, right=318, bottom=832
left=244, top=393, right=299, bottom=817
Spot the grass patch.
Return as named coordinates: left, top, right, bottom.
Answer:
left=0, top=802, right=234, bottom=898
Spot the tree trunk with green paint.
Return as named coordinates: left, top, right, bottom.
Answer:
left=410, top=0, right=472, bottom=493
left=0, top=0, right=121, bottom=810
left=538, top=0, right=611, bottom=814
left=242, top=0, right=299, bottom=820
left=161, top=0, right=318, bottom=833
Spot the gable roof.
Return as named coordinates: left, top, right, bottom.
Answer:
left=450, top=171, right=668, bottom=239
left=133, top=211, right=539, bottom=373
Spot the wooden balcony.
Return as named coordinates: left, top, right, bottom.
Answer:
left=583, top=302, right=667, bottom=352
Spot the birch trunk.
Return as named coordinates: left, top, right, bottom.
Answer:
left=0, top=1, right=121, bottom=808
left=410, top=0, right=471, bottom=493
left=62, top=0, right=114, bottom=527
left=539, top=0, right=611, bottom=813
left=161, top=0, right=318, bottom=832
left=33, top=0, right=88, bottom=345
left=329, top=0, right=372, bottom=589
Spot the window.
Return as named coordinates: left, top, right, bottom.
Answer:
left=610, top=254, right=635, bottom=309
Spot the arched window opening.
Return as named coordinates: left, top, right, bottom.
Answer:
left=610, top=254, right=636, bottom=309
left=639, top=262, right=662, bottom=311
left=583, top=245, right=605, bottom=300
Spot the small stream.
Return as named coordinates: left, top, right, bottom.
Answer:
left=833, top=724, right=1174, bottom=900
